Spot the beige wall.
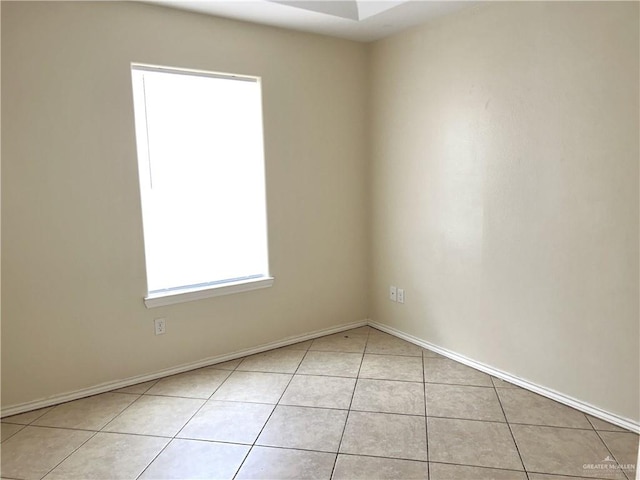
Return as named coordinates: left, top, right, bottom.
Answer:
left=370, top=2, right=639, bottom=422
left=1, top=1, right=369, bottom=408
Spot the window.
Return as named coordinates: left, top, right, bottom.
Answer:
left=131, top=64, right=272, bottom=307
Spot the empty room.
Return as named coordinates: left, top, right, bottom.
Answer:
left=1, top=1, right=638, bottom=479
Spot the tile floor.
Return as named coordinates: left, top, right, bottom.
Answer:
left=1, top=326, right=638, bottom=480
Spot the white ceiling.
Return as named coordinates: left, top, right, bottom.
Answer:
left=144, top=0, right=474, bottom=42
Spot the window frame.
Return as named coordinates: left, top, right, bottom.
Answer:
left=130, top=63, right=274, bottom=308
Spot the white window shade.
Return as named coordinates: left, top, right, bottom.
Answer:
left=131, top=65, right=270, bottom=300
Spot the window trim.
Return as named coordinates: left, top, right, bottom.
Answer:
left=144, top=276, right=275, bottom=308
left=132, top=63, right=259, bottom=83
left=131, top=63, right=273, bottom=308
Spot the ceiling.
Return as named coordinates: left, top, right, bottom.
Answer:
left=144, top=0, right=473, bottom=42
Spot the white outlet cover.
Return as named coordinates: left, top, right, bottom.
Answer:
left=398, top=288, right=405, bottom=304
left=154, top=318, right=166, bottom=335
left=389, top=285, right=397, bottom=302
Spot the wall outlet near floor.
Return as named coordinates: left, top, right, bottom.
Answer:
left=389, top=285, right=397, bottom=302
left=154, top=318, right=166, bottom=335
left=397, top=288, right=405, bottom=304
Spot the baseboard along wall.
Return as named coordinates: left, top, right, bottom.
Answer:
left=368, top=321, right=639, bottom=434
left=3, top=318, right=638, bottom=435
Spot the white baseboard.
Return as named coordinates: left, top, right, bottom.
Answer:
left=6, top=318, right=637, bottom=435
left=368, top=321, right=640, bottom=434
left=1, top=319, right=367, bottom=418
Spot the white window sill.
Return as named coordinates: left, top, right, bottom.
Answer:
left=144, top=276, right=274, bottom=308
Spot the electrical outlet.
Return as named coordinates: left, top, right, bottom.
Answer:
left=154, top=318, right=166, bottom=335
left=397, top=288, right=405, bottom=304
left=389, top=285, right=397, bottom=302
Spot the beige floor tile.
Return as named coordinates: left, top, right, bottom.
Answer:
left=423, top=348, right=444, bottom=358
left=211, top=371, right=292, bottom=403
left=33, top=393, right=138, bottom=430
left=587, top=415, right=629, bottom=433
left=0, top=426, right=93, bottom=480
left=145, top=368, right=230, bottom=398
left=210, top=358, right=243, bottom=370
left=309, top=332, right=367, bottom=353
left=113, top=380, right=158, bottom=394
left=43, top=432, right=168, bottom=480
left=492, top=376, right=519, bottom=389
left=497, top=389, right=592, bottom=429
left=351, top=378, right=425, bottom=415
left=365, top=334, right=423, bottom=356
left=428, top=417, right=523, bottom=470
left=425, top=384, right=505, bottom=422
left=359, top=354, right=423, bottom=382
left=598, top=431, right=639, bottom=478
left=256, top=405, right=347, bottom=452
left=511, top=424, right=626, bottom=479
left=140, top=439, right=249, bottom=480
left=280, top=375, right=356, bottom=409
left=368, top=328, right=389, bottom=335
left=280, top=340, right=313, bottom=351
left=102, top=395, right=204, bottom=437
left=333, top=454, right=428, bottom=479
left=1, top=423, right=25, bottom=442
left=340, top=411, right=427, bottom=461
left=429, top=462, right=528, bottom=480
left=236, top=349, right=305, bottom=373
left=177, top=400, right=274, bottom=444
left=424, top=358, right=492, bottom=387
left=2, top=407, right=53, bottom=425
left=235, top=446, right=335, bottom=480
left=297, top=351, right=363, bottom=377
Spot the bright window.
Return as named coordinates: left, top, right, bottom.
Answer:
left=131, top=64, right=272, bottom=307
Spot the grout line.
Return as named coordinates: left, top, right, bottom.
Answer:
left=428, top=459, right=528, bottom=475
left=125, top=375, right=507, bottom=393
left=423, top=379, right=493, bottom=387
left=590, top=426, right=632, bottom=480
left=362, top=351, right=424, bottom=358
left=135, top=426, right=196, bottom=478
left=2, top=407, right=53, bottom=427
left=524, top=467, right=629, bottom=480
left=75, top=430, right=174, bottom=440
left=231, top=340, right=315, bottom=479
left=162, top=436, right=253, bottom=447
left=505, top=422, right=614, bottom=432
left=136, top=359, right=246, bottom=479
left=113, top=378, right=160, bottom=395
left=329, top=326, right=371, bottom=479
left=586, top=414, right=630, bottom=434
left=492, top=380, right=529, bottom=479
left=98, top=392, right=151, bottom=434
left=134, top=438, right=174, bottom=480
left=423, top=352, right=430, bottom=480
left=354, top=376, right=424, bottom=384
left=135, top=369, right=234, bottom=480
left=38, top=428, right=100, bottom=479
left=426, top=381, right=496, bottom=389
left=164, top=365, right=255, bottom=478
left=251, top=443, right=340, bottom=456
left=0, top=423, right=26, bottom=444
